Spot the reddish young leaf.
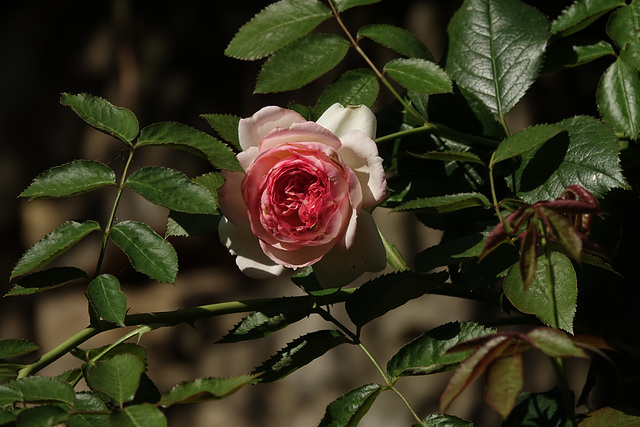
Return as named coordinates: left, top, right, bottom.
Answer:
left=484, top=353, right=523, bottom=418
left=480, top=208, right=533, bottom=260
left=538, top=206, right=583, bottom=261
left=526, top=327, right=587, bottom=358
left=519, top=220, right=539, bottom=290
left=440, top=335, right=512, bottom=412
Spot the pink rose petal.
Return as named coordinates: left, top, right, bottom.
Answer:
left=316, top=103, right=377, bottom=139
left=339, top=130, right=386, bottom=208
left=260, top=122, right=342, bottom=153
left=218, top=170, right=250, bottom=227
left=238, top=106, right=306, bottom=150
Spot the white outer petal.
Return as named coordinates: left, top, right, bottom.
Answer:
left=339, top=130, right=387, bottom=208
left=218, top=217, right=285, bottom=279
left=316, top=103, right=377, bottom=139
left=238, top=106, right=306, bottom=151
left=313, top=211, right=387, bottom=287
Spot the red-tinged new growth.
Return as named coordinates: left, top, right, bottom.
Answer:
left=480, top=185, right=603, bottom=289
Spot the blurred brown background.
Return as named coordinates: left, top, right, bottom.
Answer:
left=0, top=1, right=631, bottom=426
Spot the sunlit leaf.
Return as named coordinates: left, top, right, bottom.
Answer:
left=255, top=34, right=350, bottom=93
left=0, top=339, right=39, bottom=359
left=384, top=58, right=452, bottom=94
left=68, top=392, right=110, bottom=427
left=61, top=93, right=139, bottom=145
left=333, top=0, right=383, bottom=12
left=10, top=220, right=101, bottom=280
left=160, top=374, right=257, bottom=407
left=544, top=38, right=615, bottom=70
left=357, top=24, right=433, bottom=60
left=491, top=124, right=565, bottom=166
left=316, top=69, right=380, bottom=112
left=552, top=0, right=625, bottom=37
left=110, top=404, right=166, bottom=427
left=85, top=354, right=144, bottom=407
left=597, top=58, right=640, bottom=139
left=201, top=114, right=241, bottom=150
left=0, top=376, right=75, bottom=406
left=225, top=0, right=331, bottom=60
left=318, top=383, right=382, bottom=427
left=110, top=221, right=178, bottom=284
left=607, top=1, right=640, bottom=70
left=87, top=274, right=127, bottom=327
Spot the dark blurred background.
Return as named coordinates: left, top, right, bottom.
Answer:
left=1, top=1, right=638, bottom=426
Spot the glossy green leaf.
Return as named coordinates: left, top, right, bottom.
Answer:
left=346, top=272, right=446, bottom=327
left=415, top=413, right=473, bottom=427
left=15, top=405, right=69, bottom=427
left=597, top=58, right=640, bottom=139
left=110, top=404, right=166, bottom=427
left=393, top=192, right=490, bottom=214
left=607, top=1, right=640, bottom=70
left=526, top=328, right=587, bottom=358
left=440, top=335, right=512, bottom=412
left=410, top=151, right=485, bottom=166
left=580, top=406, right=640, bottom=426
left=87, top=274, right=127, bottom=327
left=333, top=0, right=382, bottom=12
left=414, top=232, right=488, bottom=273
left=126, top=167, right=217, bottom=214
left=137, top=122, right=240, bottom=171
left=0, top=376, right=75, bottom=405
left=201, top=114, right=241, bottom=150
left=552, top=0, right=625, bottom=36
left=61, top=93, right=139, bottom=145
left=387, top=322, right=496, bottom=379
left=316, top=69, right=380, bottom=112
left=253, top=330, right=349, bottom=383
left=492, top=124, right=565, bottom=166
left=0, top=339, right=38, bottom=359
left=217, top=297, right=314, bottom=343
left=503, top=388, right=570, bottom=427
left=447, top=0, right=549, bottom=118
left=544, top=38, right=615, bottom=70
left=6, top=266, right=87, bottom=296
left=160, top=374, right=256, bottom=407
left=68, top=392, right=110, bottom=427
left=110, top=221, right=178, bottom=284
left=384, top=58, right=452, bottom=94
left=19, top=160, right=116, bottom=200
left=484, top=354, right=523, bottom=418
left=10, top=220, right=101, bottom=280
left=318, top=383, right=382, bottom=427
left=511, top=116, right=629, bottom=203
left=504, top=252, right=577, bottom=333
left=85, top=354, right=144, bottom=407
left=255, top=34, right=350, bottom=93
left=166, top=211, right=219, bottom=238
left=225, top=0, right=331, bottom=60
left=357, top=24, right=433, bottom=60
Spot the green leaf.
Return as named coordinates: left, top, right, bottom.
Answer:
left=414, top=232, right=488, bottom=273
left=492, top=124, right=565, bottom=166
left=539, top=207, right=583, bottom=261
left=87, top=274, right=127, bottom=327
left=415, top=413, right=473, bottom=427
left=511, top=116, right=629, bottom=203
left=110, top=221, right=178, bottom=284
left=446, top=0, right=549, bottom=118
left=255, top=34, right=350, bottom=93
left=597, top=58, right=640, bottom=139
left=607, top=1, right=640, bottom=70
left=77, top=343, right=147, bottom=365
left=580, top=406, right=640, bottom=426
left=316, top=69, right=380, bottom=112
left=217, top=297, right=314, bottom=343
left=544, top=38, right=616, bottom=70
left=384, top=58, right=452, bottom=94
left=253, top=330, right=349, bottom=383
left=552, top=0, right=625, bottom=37
left=6, top=267, right=87, bottom=296
left=484, top=353, right=523, bottom=418
left=410, top=151, right=485, bottom=166
left=126, top=167, right=218, bottom=214
left=345, top=271, right=445, bottom=327
left=393, top=192, right=491, bottom=214
left=387, top=322, right=496, bottom=379
left=333, top=0, right=382, bottom=12
left=357, top=24, right=434, bottom=61
left=503, top=252, right=577, bottom=333
left=15, top=405, right=69, bottom=427
left=166, top=211, right=219, bottom=238
left=137, top=122, right=241, bottom=171
left=85, top=354, right=145, bottom=407
left=109, top=404, right=166, bottom=427
left=526, top=328, right=587, bottom=358
left=318, top=383, right=382, bottom=427
left=0, top=339, right=38, bottom=359
left=224, top=0, right=331, bottom=60
left=0, top=376, right=75, bottom=405
left=160, top=374, right=256, bottom=407
left=19, top=160, right=116, bottom=200
left=0, top=408, right=16, bottom=425
left=201, top=114, right=241, bottom=150
left=10, top=220, right=101, bottom=280
left=60, top=93, right=139, bottom=145
left=503, top=388, right=571, bottom=427
left=68, top=392, right=110, bottom=427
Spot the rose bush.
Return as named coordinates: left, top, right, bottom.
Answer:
left=218, top=103, right=387, bottom=285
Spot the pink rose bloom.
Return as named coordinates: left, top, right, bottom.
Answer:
left=218, top=103, right=387, bottom=285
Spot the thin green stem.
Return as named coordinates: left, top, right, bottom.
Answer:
left=488, top=153, right=504, bottom=224
left=94, top=147, right=135, bottom=277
